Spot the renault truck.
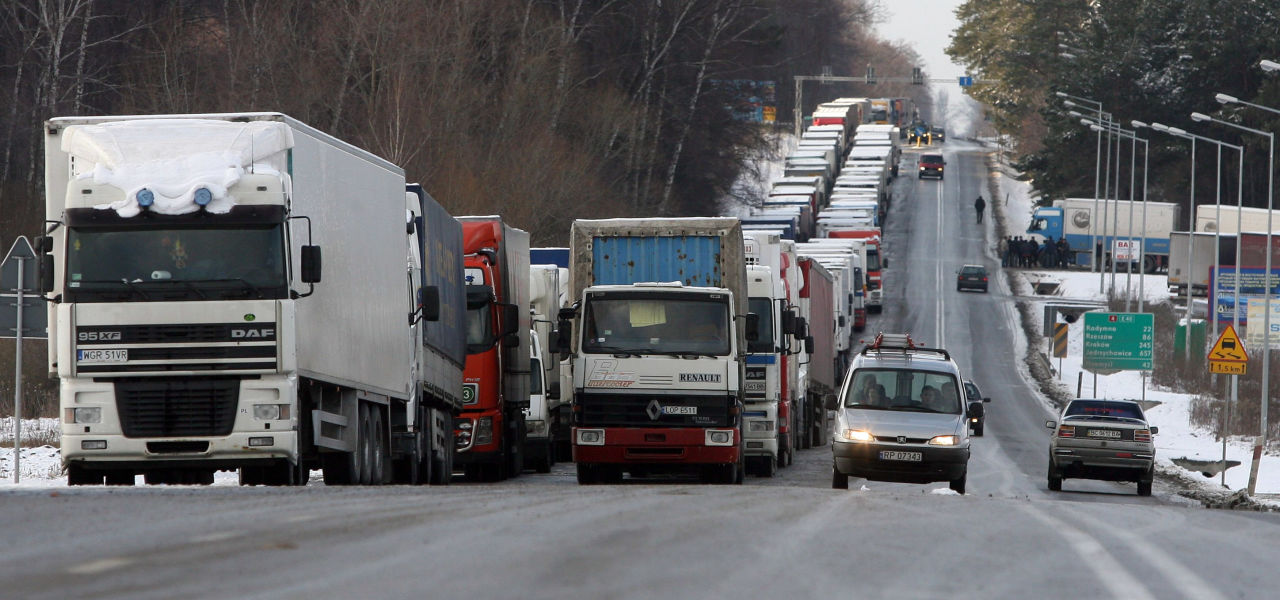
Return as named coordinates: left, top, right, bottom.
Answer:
left=561, top=218, right=754, bottom=484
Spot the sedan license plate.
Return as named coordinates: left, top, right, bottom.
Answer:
left=1087, top=429, right=1121, bottom=439
left=77, top=349, right=127, bottom=363
left=879, top=450, right=922, bottom=462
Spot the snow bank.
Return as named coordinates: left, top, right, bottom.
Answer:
left=62, top=119, right=292, bottom=217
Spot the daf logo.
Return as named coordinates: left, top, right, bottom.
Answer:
left=231, top=328, right=275, bottom=339
left=897, top=436, right=907, bottom=444
left=646, top=399, right=662, bottom=421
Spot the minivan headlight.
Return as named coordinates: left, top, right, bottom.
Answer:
left=839, top=429, right=873, bottom=442
left=929, top=435, right=958, bottom=446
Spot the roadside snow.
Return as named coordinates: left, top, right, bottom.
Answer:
left=994, top=153, right=1280, bottom=502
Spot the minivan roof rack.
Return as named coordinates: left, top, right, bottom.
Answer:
left=860, top=332, right=950, bottom=360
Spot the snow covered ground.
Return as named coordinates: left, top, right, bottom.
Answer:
left=993, top=158, right=1280, bottom=500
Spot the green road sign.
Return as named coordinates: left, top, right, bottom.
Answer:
left=1083, top=312, right=1154, bottom=373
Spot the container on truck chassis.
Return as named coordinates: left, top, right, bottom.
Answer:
left=822, top=230, right=883, bottom=312
left=1025, top=198, right=1180, bottom=272
left=1195, top=204, right=1280, bottom=234
left=1169, top=231, right=1238, bottom=296
left=43, top=113, right=465, bottom=486
left=795, top=242, right=864, bottom=373
left=560, top=218, right=755, bottom=485
left=742, top=231, right=804, bottom=474
left=796, top=256, right=837, bottom=448
left=529, top=247, right=574, bottom=460
left=527, top=263, right=570, bottom=472
left=456, top=217, right=531, bottom=481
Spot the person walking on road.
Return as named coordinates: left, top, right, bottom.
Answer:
left=974, top=195, right=986, bottom=224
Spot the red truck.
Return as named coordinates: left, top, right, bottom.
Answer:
left=455, top=217, right=531, bottom=481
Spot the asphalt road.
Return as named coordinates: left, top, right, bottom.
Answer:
left=3, top=142, right=1280, bottom=599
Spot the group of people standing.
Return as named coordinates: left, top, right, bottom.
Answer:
left=1000, top=235, right=1070, bottom=269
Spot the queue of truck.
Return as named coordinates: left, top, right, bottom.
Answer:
left=38, top=98, right=898, bottom=487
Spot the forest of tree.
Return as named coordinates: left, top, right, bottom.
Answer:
left=0, top=0, right=926, bottom=416
left=948, top=0, right=1280, bottom=222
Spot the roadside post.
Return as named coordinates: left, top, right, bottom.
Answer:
left=1208, top=325, right=1248, bottom=488
left=1, top=236, right=49, bottom=484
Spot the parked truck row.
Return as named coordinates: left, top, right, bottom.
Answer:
left=41, top=107, right=880, bottom=487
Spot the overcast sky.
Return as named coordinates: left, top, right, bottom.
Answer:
left=872, top=0, right=968, bottom=79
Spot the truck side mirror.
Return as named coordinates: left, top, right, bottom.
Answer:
left=744, top=313, right=760, bottom=342
left=419, top=286, right=441, bottom=322
left=795, top=317, right=808, bottom=340
left=555, top=319, right=572, bottom=355
left=804, top=336, right=815, bottom=355
left=500, top=303, right=520, bottom=338
left=301, top=245, right=322, bottom=283
left=36, top=236, right=54, bottom=294
left=781, top=310, right=797, bottom=335
left=547, top=381, right=561, bottom=401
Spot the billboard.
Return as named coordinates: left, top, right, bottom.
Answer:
left=716, top=80, right=777, bottom=123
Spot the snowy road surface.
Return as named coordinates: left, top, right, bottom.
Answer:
left=3, top=143, right=1280, bottom=598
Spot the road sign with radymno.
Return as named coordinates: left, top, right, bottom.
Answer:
left=1083, top=312, right=1153, bottom=373
left=0, top=236, right=48, bottom=339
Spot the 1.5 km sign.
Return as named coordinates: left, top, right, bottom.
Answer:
left=1083, top=312, right=1154, bottom=373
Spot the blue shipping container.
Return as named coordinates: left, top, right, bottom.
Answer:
left=592, top=235, right=723, bottom=287
left=408, top=184, right=467, bottom=367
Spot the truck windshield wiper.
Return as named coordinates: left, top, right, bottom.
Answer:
left=584, top=345, right=641, bottom=357
left=76, top=279, right=153, bottom=300
left=186, top=278, right=264, bottom=299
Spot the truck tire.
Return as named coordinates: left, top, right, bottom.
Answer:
left=104, top=470, right=135, bottom=486
left=67, top=465, right=103, bottom=486
left=576, top=463, right=597, bottom=484
left=428, top=412, right=453, bottom=485
left=762, top=456, right=777, bottom=478
left=371, top=405, right=389, bottom=485
left=832, top=466, right=849, bottom=489
left=535, top=440, right=553, bottom=473
left=356, top=403, right=373, bottom=485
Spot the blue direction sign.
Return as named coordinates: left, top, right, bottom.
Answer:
left=958, top=76, right=974, bottom=87
left=1083, top=312, right=1153, bottom=373
left=1, top=236, right=48, bottom=339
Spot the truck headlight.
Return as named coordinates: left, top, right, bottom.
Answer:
left=838, top=429, right=873, bottom=442
left=705, top=430, right=734, bottom=446
left=66, top=407, right=102, bottom=424
left=474, top=417, right=494, bottom=446
left=929, top=435, right=958, bottom=446
left=253, top=404, right=284, bottom=420
left=577, top=429, right=605, bottom=445
left=747, top=420, right=774, bottom=432
left=527, top=419, right=547, bottom=436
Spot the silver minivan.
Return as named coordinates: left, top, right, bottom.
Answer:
left=829, top=334, right=983, bottom=494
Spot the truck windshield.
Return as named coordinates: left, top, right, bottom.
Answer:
left=867, top=248, right=881, bottom=271
left=747, top=297, right=775, bottom=354
left=844, top=369, right=961, bottom=414
left=65, top=225, right=287, bottom=302
left=465, top=289, right=494, bottom=354
left=582, top=294, right=731, bottom=356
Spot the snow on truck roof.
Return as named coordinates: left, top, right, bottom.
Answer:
left=59, top=118, right=294, bottom=217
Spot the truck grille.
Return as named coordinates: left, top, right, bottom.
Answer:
left=576, top=393, right=733, bottom=427
left=115, top=377, right=240, bottom=438
left=76, top=323, right=277, bottom=374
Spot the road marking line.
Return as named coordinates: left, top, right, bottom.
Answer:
left=67, top=557, right=135, bottom=575
left=191, top=531, right=244, bottom=543
left=1017, top=503, right=1156, bottom=600
left=1061, top=506, right=1226, bottom=600
left=936, top=181, right=946, bottom=345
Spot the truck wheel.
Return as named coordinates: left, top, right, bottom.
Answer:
left=356, top=403, right=373, bottom=485
left=949, top=470, right=966, bottom=495
left=576, top=463, right=597, bottom=485
left=762, top=456, right=777, bottom=478
left=104, top=470, right=135, bottom=486
left=832, top=467, right=849, bottom=489
left=191, top=469, right=215, bottom=485
left=535, top=441, right=553, bottom=474
left=371, top=405, right=389, bottom=485
left=428, top=413, right=453, bottom=485
left=67, top=465, right=103, bottom=486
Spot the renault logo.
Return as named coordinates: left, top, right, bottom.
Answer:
left=646, top=399, right=662, bottom=421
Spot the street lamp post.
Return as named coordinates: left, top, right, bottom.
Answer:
left=1089, top=119, right=1142, bottom=308
left=1061, top=92, right=1112, bottom=285
left=1193, top=106, right=1274, bottom=496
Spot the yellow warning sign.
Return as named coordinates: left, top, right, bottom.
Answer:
left=1208, top=325, right=1249, bottom=363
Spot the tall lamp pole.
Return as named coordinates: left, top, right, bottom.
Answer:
left=1062, top=92, right=1112, bottom=286
left=1193, top=107, right=1273, bottom=496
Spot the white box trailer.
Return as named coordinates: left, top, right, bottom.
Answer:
left=44, top=112, right=462, bottom=486
left=1195, top=204, right=1280, bottom=234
